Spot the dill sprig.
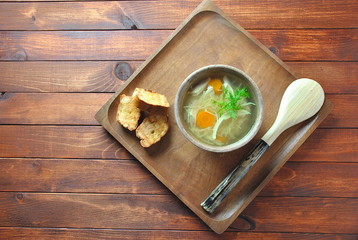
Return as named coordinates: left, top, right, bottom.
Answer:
left=214, top=86, right=250, bottom=119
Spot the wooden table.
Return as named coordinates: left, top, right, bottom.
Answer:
left=0, top=0, right=357, bottom=239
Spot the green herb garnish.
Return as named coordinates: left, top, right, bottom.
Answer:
left=214, top=86, right=250, bottom=119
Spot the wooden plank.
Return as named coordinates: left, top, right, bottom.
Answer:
left=287, top=62, right=358, bottom=94
left=0, top=192, right=356, bottom=233
left=0, top=93, right=355, bottom=127
left=0, top=159, right=167, bottom=194
left=0, top=192, right=205, bottom=230
left=0, top=1, right=357, bottom=30
left=252, top=29, right=358, bottom=62
left=0, top=227, right=356, bottom=240
left=0, top=30, right=167, bottom=61
left=1, top=61, right=356, bottom=94
left=238, top=197, right=358, bottom=234
left=1, top=159, right=357, bottom=197
left=261, top=162, right=358, bottom=197
left=1, top=29, right=357, bottom=61
left=320, top=95, right=358, bottom=128
left=0, top=61, right=142, bottom=93
left=0, top=126, right=132, bottom=159
left=0, top=93, right=111, bottom=125
left=291, top=128, right=357, bottom=163
left=0, top=2, right=159, bottom=30
left=0, top=126, right=356, bottom=162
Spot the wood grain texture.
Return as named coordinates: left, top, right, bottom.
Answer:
left=1, top=61, right=356, bottom=93
left=0, top=192, right=356, bottom=234
left=238, top=197, right=358, bottom=234
left=287, top=62, right=358, bottom=94
left=0, top=93, right=355, bottom=127
left=0, top=228, right=357, bottom=240
left=320, top=95, right=358, bottom=128
left=0, top=125, right=132, bottom=159
left=291, top=128, right=358, bottom=163
left=0, top=30, right=168, bottom=61
left=252, top=29, right=358, bottom=61
left=1, top=29, right=357, bottom=61
left=261, top=162, right=358, bottom=197
left=0, top=61, right=141, bottom=93
left=0, top=0, right=357, bottom=30
left=0, top=0, right=356, bottom=237
left=0, top=126, right=356, bottom=161
left=0, top=159, right=167, bottom=194
left=0, top=93, right=111, bottom=125
left=1, top=159, right=357, bottom=197
left=0, top=192, right=204, bottom=230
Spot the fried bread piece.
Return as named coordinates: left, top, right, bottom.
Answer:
left=134, top=88, right=170, bottom=112
left=116, top=94, right=140, bottom=131
left=136, top=114, right=169, bottom=147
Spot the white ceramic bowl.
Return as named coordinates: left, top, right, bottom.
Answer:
left=174, top=65, right=264, bottom=152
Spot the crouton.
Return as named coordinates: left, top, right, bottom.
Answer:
left=133, top=88, right=170, bottom=112
left=116, top=94, right=140, bottom=131
left=135, top=114, right=169, bottom=148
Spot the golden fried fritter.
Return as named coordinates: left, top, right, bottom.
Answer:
left=116, top=94, right=140, bottom=131
left=135, top=114, right=169, bottom=148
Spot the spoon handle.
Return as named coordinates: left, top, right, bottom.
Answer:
left=201, top=139, right=269, bottom=213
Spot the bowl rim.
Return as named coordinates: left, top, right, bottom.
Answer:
left=174, top=64, right=264, bottom=153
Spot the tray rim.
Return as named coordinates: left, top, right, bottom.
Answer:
left=95, top=0, right=333, bottom=234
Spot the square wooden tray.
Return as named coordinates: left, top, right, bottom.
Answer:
left=95, top=0, right=332, bottom=234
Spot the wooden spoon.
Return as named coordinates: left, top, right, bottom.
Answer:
left=201, top=78, right=325, bottom=213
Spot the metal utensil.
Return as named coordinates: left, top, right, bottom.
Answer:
left=201, top=78, right=325, bottom=213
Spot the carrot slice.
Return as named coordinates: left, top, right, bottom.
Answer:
left=208, top=78, right=223, bottom=94
left=216, top=135, right=228, bottom=143
left=196, top=110, right=215, bottom=128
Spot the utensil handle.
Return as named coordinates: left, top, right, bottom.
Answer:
left=201, top=139, right=269, bottom=213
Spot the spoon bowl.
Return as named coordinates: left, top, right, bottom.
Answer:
left=262, top=78, right=325, bottom=145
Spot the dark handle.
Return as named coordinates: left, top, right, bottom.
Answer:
left=201, top=139, right=269, bottom=213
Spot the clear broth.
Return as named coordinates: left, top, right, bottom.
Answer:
left=183, top=74, right=256, bottom=146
